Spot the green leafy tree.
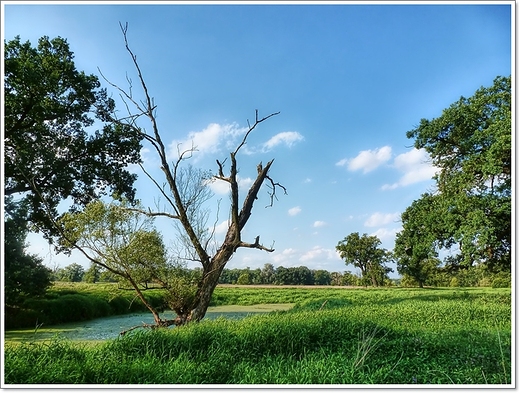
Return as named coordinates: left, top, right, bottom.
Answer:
left=336, top=233, right=392, bottom=287
left=260, top=263, right=276, bottom=284
left=4, top=198, right=52, bottom=307
left=83, top=262, right=101, bottom=283
left=55, top=263, right=85, bottom=282
left=4, top=35, right=143, bottom=239
left=394, top=194, right=443, bottom=288
left=237, top=272, right=251, bottom=285
left=313, top=269, right=331, bottom=286
left=274, top=266, right=291, bottom=285
left=59, top=200, right=172, bottom=326
left=293, top=266, right=315, bottom=285
left=341, top=271, right=361, bottom=286
left=406, top=75, right=511, bottom=271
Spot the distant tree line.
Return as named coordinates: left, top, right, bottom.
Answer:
left=51, top=261, right=509, bottom=289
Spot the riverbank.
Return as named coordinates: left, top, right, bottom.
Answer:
left=5, top=282, right=167, bottom=329
left=5, top=304, right=295, bottom=344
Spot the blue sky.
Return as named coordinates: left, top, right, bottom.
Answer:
left=3, top=2, right=512, bottom=277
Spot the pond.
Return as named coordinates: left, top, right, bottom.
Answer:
left=4, top=304, right=293, bottom=343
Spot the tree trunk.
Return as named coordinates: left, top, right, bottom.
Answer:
left=188, top=246, right=233, bottom=322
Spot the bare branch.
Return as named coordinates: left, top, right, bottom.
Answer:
left=124, top=207, right=179, bottom=220
left=265, top=174, right=288, bottom=208
left=138, top=163, right=179, bottom=217
left=234, top=110, right=280, bottom=155
left=239, top=236, right=275, bottom=253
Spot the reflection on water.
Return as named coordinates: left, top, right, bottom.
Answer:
left=6, top=310, right=263, bottom=342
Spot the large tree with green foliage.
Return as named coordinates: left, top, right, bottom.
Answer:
left=336, top=233, right=392, bottom=287
left=406, top=75, right=511, bottom=271
left=4, top=35, right=143, bottom=239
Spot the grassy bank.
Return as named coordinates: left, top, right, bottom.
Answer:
left=5, top=282, right=167, bottom=329
left=4, top=287, right=511, bottom=385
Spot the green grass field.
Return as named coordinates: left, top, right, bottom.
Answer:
left=4, top=285, right=511, bottom=385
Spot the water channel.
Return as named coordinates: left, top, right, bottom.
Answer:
left=5, top=304, right=293, bottom=343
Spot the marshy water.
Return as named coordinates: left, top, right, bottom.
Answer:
left=5, top=303, right=293, bottom=343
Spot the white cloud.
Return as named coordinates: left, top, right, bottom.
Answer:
left=263, top=131, right=304, bottom=151
left=313, top=220, right=326, bottom=228
left=299, top=246, right=340, bottom=263
left=364, top=212, right=400, bottom=227
left=214, top=220, right=230, bottom=235
left=168, top=122, right=246, bottom=161
left=273, top=248, right=298, bottom=264
left=382, top=148, right=439, bottom=190
left=288, top=206, right=302, bottom=216
left=370, top=227, right=400, bottom=242
left=207, top=175, right=254, bottom=195
left=336, top=146, right=392, bottom=173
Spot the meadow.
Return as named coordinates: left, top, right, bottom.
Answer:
left=4, top=285, right=512, bottom=385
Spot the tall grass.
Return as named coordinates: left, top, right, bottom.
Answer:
left=4, top=287, right=511, bottom=385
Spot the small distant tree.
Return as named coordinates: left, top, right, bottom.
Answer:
left=237, top=272, right=251, bottom=285
left=83, top=262, right=101, bottom=283
left=56, top=263, right=85, bottom=282
left=260, top=263, right=276, bottom=284
left=336, top=233, right=392, bottom=287
left=330, top=272, right=343, bottom=286
left=341, top=271, right=360, bottom=286
left=313, top=269, right=331, bottom=286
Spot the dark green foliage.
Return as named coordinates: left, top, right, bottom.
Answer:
left=53, top=263, right=85, bottom=282
left=5, top=283, right=168, bottom=329
left=4, top=198, right=52, bottom=307
left=4, top=35, right=143, bottom=240
left=405, top=76, right=511, bottom=271
left=83, top=263, right=101, bottom=283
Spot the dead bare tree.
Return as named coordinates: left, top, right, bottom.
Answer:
left=98, top=22, right=286, bottom=325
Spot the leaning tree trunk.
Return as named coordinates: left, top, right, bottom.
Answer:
left=188, top=252, right=232, bottom=322
left=106, top=25, right=283, bottom=328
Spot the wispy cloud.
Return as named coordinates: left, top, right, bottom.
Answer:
left=364, top=212, right=400, bottom=227
left=273, top=248, right=298, bottom=264
left=207, top=176, right=253, bottom=195
left=370, top=227, right=400, bottom=242
left=263, top=131, right=304, bottom=151
left=381, top=148, right=439, bottom=190
left=214, top=220, right=230, bottom=235
left=168, top=122, right=246, bottom=161
left=313, top=220, right=326, bottom=228
left=336, top=146, right=392, bottom=173
left=299, top=246, right=340, bottom=263
left=288, top=206, right=302, bottom=216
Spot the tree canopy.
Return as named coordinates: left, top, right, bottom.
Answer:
left=394, top=194, right=442, bottom=287
left=336, top=232, right=392, bottom=287
left=405, top=75, right=511, bottom=271
left=4, top=35, right=143, bottom=239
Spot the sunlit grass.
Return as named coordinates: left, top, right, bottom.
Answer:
left=4, top=287, right=510, bottom=385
